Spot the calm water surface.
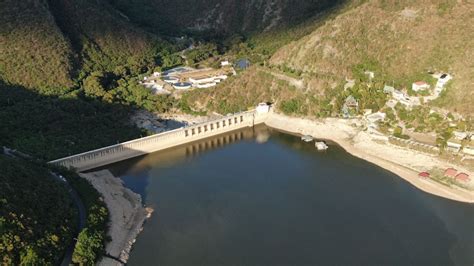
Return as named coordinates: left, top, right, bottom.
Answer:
left=106, top=126, right=474, bottom=266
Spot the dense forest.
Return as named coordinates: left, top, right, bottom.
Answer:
left=0, top=155, right=76, bottom=265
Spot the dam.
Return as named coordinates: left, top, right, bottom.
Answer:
left=49, top=108, right=270, bottom=171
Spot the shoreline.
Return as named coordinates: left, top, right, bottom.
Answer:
left=77, top=111, right=473, bottom=264
left=80, top=170, right=152, bottom=265
left=265, top=112, right=474, bottom=203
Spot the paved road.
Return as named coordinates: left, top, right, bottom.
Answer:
left=50, top=173, right=87, bottom=266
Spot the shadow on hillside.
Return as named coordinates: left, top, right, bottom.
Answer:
left=0, top=81, right=179, bottom=161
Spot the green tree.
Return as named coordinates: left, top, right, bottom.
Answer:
left=72, top=229, right=104, bottom=265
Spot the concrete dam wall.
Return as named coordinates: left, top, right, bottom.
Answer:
left=49, top=110, right=269, bottom=172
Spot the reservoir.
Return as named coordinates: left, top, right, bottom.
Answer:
left=105, top=126, right=474, bottom=265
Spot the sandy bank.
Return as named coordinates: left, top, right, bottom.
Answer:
left=265, top=112, right=474, bottom=203
left=80, top=170, right=152, bottom=265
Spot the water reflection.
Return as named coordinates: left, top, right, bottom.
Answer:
left=105, top=126, right=473, bottom=266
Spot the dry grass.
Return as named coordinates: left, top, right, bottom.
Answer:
left=271, top=0, right=474, bottom=115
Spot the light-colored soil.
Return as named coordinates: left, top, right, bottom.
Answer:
left=80, top=170, right=152, bottom=265
left=265, top=112, right=474, bottom=203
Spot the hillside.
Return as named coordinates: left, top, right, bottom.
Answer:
left=109, top=0, right=345, bottom=37
left=0, top=0, right=170, bottom=93
left=0, top=155, right=76, bottom=265
left=270, top=0, right=474, bottom=115
left=0, top=0, right=75, bottom=92
left=48, top=0, right=165, bottom=75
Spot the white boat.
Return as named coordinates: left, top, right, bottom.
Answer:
left=315, top=141, right=329, bottom=151
left=301, top=135, right=313, bottom=142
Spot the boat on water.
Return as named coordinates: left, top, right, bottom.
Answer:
left=315, top=141, right=329, bottom=151
left=301, top=135, right=314, bottom=142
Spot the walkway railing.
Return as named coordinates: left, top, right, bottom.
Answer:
left=49, top=110, right=265, bottom=171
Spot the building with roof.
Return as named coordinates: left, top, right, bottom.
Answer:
left=455, top=173, right=470, bottom=182
left=392, top=90, right=406, bottom=101
left=418, top=172, right=430, bottom=178
left=342, top=95, right=359, bottom=118
left=463, top=145, right=474, bottom=156
left=383, top=85, right=395, bottom=94
left=412, top=81, right=430, bottom=92
left=366, top=112, right=386, bottom=123
left=444, top=168, right=458, bottom=178
left=453, top=131, right=468, bottom=140
left=447, top=139, right=462, bottom=152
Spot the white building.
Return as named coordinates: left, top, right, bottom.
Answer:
left=447, top=140, right=462, bottom=152
left=256, top=103, right=270, bottom=114
left=453, top=131, right=468, bottom=140
left=383, top=85, right=395, bottom=94
left=221, top=61, right=231, bottom=67
left=366, top=112, right=386, bottom=123
left=392, top=90, right=406, bottom=101
left=463, top=146, right=474, bottom=156
left=412, top=81, right=430, bottom=92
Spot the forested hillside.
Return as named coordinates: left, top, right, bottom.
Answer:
left=109, top=0, right=345, bottom=37
left=0, top=155, right=76, bottom=265
left=0, top=0, right=75, bottom=92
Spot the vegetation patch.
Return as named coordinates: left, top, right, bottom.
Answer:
left=0, top=155, right=76, bottom=265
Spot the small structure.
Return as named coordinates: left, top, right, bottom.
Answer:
left=344, top=95, right=359, bottom=108
left=383, top=85, right=395, bottom=94
left=163, top=76, right=179, bottom=84
left=364, top=71, right=375, bottom=80
left=221, top=61, right=231, bottom=67
left=173, top=82, right=192, bottom=90
left=418, top=172, right=430, bottom=178
left=366, top=112, right=386, bottom=123
left=392, top=90, right=406, bottom=101
left=447, top=139, right=462, bottom=152
left=256, top=102, right=271, bottom=114
left=412, top=81, right=430, bottom=92
left=453, top=131, right=468, bottom=140
left=342, top=95, right=359, bottom=118
left=152, top=72, right=161, bottom=77
left=301, top=135, right=314, bottom=142
left=455, top=173, right=471, bottom=183
left=433, top=73, right=452, bottom=92
left=196, top=82, right=217, bottom=89
left=235, top=59, right=251, bottom=70
left=444, top=168, right=458, bottom=178
left=462, top=145, right=474, bottom=156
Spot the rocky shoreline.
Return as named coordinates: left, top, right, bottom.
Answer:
left=80, top=170, right=153, bottom=265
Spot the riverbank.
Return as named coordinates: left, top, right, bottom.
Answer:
left=80, top=170, right=152, bottom=265
left=265, top=112, right=474, bottom=203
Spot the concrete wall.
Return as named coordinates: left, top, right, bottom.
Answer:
left=50, top=110, right=268, bottom=172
